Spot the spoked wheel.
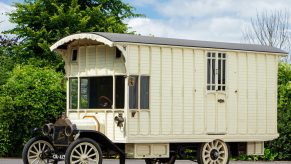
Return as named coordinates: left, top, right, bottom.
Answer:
left=197, top=140, right=229, bottom=164
left=65, top=138, right=102, bottom=164
left=145, top=154, right=176, bottom=164
left=22, top=137, right=57, bottom=164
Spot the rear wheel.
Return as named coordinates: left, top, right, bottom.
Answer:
left=197, top=140, right=229, bottom=164
left=65, top=138, right=102, bottom=164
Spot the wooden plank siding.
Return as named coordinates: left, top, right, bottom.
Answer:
left=126, top=44, right=278, bottom=142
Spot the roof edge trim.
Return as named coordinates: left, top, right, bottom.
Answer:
left=50, top=33, right=114, bottom=51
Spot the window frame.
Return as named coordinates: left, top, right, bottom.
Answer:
left=67, top=75, right=127, bottom=111
left=128, top=75, right=150, bottom=110
left=69, top=77, right=78, bottom=110
left=206, top=52, right=226, bottom=92
left=71, top=47, right=78, bottom=62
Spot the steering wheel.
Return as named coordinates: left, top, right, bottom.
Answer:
left=98, top=96, right=112, bottom=108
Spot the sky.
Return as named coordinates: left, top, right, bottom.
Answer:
left=1, top=0, right=291, bottom=43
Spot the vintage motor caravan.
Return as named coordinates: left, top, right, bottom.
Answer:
left=22, top=32, right=286, bottom=164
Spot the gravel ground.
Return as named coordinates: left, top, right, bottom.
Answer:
left=0, top=158, right=290, bottom=164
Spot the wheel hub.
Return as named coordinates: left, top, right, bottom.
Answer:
left=38, top=153, right=43, bottom=159
left=210, top=149, right=219, bottom=160
left=80, top=154, right=88, bottom=161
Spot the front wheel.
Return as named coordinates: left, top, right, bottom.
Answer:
left=65, top=138, right=102, bottom=164
left=197, top=140, right=229, bottom=164
left=22, top=137, right=57, bottom=164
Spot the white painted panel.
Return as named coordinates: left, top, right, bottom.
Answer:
left=150, top=47, right=161, bottom=135
left=227, top=53, right=238, bottom=134
left=172, top=48, right=183, bottom=134
left=114, top=48, right=126, bottom=74
left=96, top=46, right=106, bottom=75
left=86, top=46, right=96, bottom=75
left=106, top=112, right=114, bottom=139
left=106, top=47, right=114, bottom=74
left=206, top=94, right=216, bottom=133
left=256, top=54, right=267, bottom=134
left=139, top=112, right=150, bottom=135
left=79, top=46, right=86, bottom=75
left=194, top=50, right=205, bottom=134
left=247, top=53, right=257, bottom=134
left=183, top=49, right=194, bottom=134
left=237, top=53, right=248, bottom=134
left=128, top=45, right=139, bottom=74
left=128, top=114, right=139, bottom=135
left=217, top=93, right=226, bottom=133
left=71, top=63, right=78, bottom=76
left=266, top=55, right=277, bottom=134
left=140, top=46, right=150, bottom=75
left=161, top=47, right=172, bottom=134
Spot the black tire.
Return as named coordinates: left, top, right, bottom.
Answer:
left=22, top=137, right=57, bottom=164
left=65, top=138, right=102, bottom=164
left=197, top=140, right=229, bottom=164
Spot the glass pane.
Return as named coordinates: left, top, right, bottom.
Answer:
left=218, top=58, right=221, bottom=85
left=207, top=58, right=211, bottom=85
left=211, top=58, right=215, bottom=85
left=129, top=76, right=138, bottom=109
left=80, top=78, right=89, bottom=108
left=222, top=60, right=226, bottom=85
left=80, top=77, right=113, bottom=109
left=140, top=76, right=150, bottom=109
left=96, top=77, right=113, bottom=108
left=69, top=78, right=78, bottom=109
left=115, top=76, right=125, bottom=109
left=72, top=49, right=78, bottom=61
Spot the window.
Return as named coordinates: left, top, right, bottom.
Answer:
left=71, top=49, right=78, bottom=61
left=115, top=76, right=125, bottom=109
left=140, top=76, right=150, bottom=109
left=80, top=76, right=113, bottom=109
left=129, top=76, right=138, bottom=109
left=207, top=52, right=226, bottom=91
left=69, top=78, right=78, bottom=109
left=129, top=76, right=150, bottom=109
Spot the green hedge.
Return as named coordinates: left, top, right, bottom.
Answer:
left=0, top=64, right=65, bottom=156
left=265, top=62, right=291, bottom=160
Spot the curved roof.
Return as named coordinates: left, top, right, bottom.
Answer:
left=50, top=32, right=287, bottom=54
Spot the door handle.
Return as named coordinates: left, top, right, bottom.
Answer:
left=217, top=99, right=225, bottom=103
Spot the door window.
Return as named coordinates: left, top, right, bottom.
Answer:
left=207, top=52, right=226, bottom=91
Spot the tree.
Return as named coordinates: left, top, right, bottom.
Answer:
left=6, top=0, right=142, bottom=67
left=0, top=35, right=20, bottom=85
left=0, top=64, right=66, bottom=156
left=243, top=10, right=291, bottom=160
left=242, top=10, right=290, bottom=62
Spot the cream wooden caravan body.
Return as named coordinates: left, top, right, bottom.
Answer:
left=50, top=32, right=285, bottom=161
